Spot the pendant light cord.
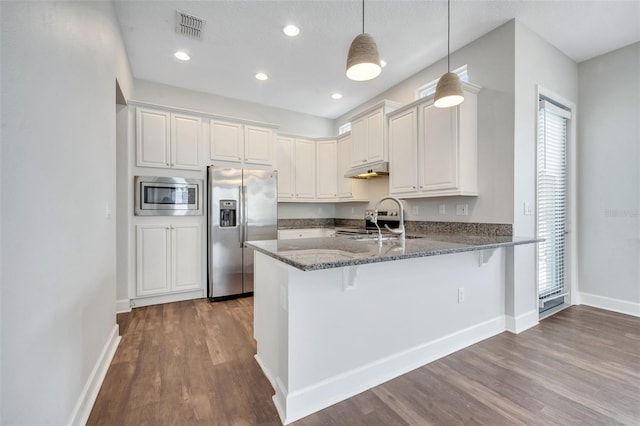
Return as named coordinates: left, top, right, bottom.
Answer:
left=362, top=0, right=365, bottom=34
left=447, top=0, right=451, bottom=72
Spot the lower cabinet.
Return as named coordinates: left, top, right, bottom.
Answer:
left=136, top=223, right=202, bottom=297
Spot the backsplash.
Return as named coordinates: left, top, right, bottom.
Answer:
left=279, top=218, right=512, bottom=236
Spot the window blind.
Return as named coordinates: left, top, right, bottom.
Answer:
left=537, top=100, right=571, bottom=305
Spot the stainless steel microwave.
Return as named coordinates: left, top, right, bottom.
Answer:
left=135, top=176, right=202, bottom=216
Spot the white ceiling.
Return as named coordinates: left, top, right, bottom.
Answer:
left=114, top=0, right=640, bottom=119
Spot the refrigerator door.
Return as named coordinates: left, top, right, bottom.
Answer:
left=242, top=169, right=278, bottom=293
left=208, top=167, right=244, bottom=299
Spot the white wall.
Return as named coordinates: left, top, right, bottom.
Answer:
left=512, top=21, right=579, bottom=319
left=578, top=42, right=640, bottom=309
left=335, top=21, right=517, bottom=224
left=1, top=1, right=133, bottom=423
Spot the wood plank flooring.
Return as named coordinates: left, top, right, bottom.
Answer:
left=88, top=299, right=640, bottom=425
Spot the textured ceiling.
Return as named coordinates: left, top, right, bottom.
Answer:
left=114, top=0, right=640, bottom=119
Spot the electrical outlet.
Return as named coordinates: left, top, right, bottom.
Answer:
left=458, top=287, right=465, bottom=304
left=351, top=207, right=355, bottom=215
left=412, top=206, right=419, bottom=216
left=439, top=204, right=446, bottom=215
left=456, top=204, right=468, bottom=216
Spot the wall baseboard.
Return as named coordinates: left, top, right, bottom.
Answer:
left=116, top=299, right=131, bottom=314
left=505, top=309, right=539, bottom=334
left=278, top=315, right=506, bottom=425
left=578, top=292, right=640, bottom=317
left=67, top=324, right=120, bottom=425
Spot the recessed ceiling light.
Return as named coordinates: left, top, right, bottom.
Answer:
left=255, top=72, right=269, bottom=81
left=174, top=51, right=190, bottom=61
left=283, top=24, right=300, bottom=37
left=380, top=59, right=387, bottom=68
left=331, top=93, right=343, bottom=100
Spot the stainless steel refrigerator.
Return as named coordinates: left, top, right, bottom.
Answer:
left=207, top=166, right=277, bottom=301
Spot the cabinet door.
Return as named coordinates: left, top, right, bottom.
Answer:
left=294, top=139, right=316, bottom=199
left=210, top=119, right=243, bottom=162
left=136, top=225, right=171, bottom=296
left=136, top=108, right=170, bottom=168
left=419, top=103, right=458, bottom=191
left=338, top=134, right=353, bottom=198
left=171, top=113, right=201, bottom=170
left=366, top=109, right=384, bottom=163
left=172, top=224, right=202, bottom=292
left=276, top=136, right=295, bottom=199
left=316, top=140, right=338, bottom=199
left=389, top=108, right=419, bottom=194
left=350, top=117, right=367, bottom=167
left=244, top=126, right=273, bottom=165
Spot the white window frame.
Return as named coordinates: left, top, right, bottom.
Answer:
left=415, top=64, right=469, bottom=100
left=338, top=122, right=351, bottom=135
left=535, top=85, right=578, bottom=315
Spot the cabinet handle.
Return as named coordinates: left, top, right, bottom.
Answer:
left=362, top=160, right=367, bottom=163
left=412, top=186, right=416, bottom=189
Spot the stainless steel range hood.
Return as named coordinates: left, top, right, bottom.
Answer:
left=344, top=162, right=389, bottom=179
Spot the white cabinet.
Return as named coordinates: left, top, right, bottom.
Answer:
left=349, top=100, right=401, bottom=168
left=294, top=138, right=316, bottom=199
left=136, top=107, right=200, bottom=170
left=244, top=125, right=273, bottom=165
left=136, top=223, right=202, bottom=297
left=338, top=133, right=354, bottom=198
left=209, top=119, right=274, bottom=166
left=315, top=139, right=338, bottom=200
left=277, top=137, right=316, bottom=201
left=209, top=119, right=243, bottom=162
left=388, top=108, right=419, bottom=193
left=276, top=136, right=295, bottom=199
left=388, top=82, right=480, bottom=198
left=278, top=228, right=336, bottom=239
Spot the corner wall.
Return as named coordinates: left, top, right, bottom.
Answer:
left=335, top=21, right=517, bottom=225
left=577, top=42, right=640, bottom=314
left=1, top=1, right=133, bottom=423
left=512, top=21, right=579, bottom=321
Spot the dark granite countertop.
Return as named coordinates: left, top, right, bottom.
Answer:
left=246, top=234, right=541, bottom=271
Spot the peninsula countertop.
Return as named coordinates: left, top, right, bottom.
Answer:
left=245, top=233, right=540, bottom=271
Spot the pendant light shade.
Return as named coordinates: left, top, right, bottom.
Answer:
left=434, top=0, right=464, bottom=108
left=346, top=33, right=382, bottom=81
left=346, top=0, right=381, bottom=81
left=434, top=72, right=464, bottom=107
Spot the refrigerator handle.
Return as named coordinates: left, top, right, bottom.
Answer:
left=242, top=185, right=248, bottom=246
left=238, top=186, right=244, bottom=248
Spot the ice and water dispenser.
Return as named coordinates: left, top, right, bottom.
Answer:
left=219, top=200, right=237, bottom=227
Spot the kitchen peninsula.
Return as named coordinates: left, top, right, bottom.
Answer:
left=246, top=233, right=540, bottom=424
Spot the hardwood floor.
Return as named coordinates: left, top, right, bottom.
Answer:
left=89, top=300, right=640, bottom=425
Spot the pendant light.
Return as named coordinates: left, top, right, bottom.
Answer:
left=346, top=0, right=382, bottom=81
left=434, top=0, right=464, bottom=108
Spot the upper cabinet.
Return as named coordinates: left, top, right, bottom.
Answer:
left=209, top=119, right=243, bottom=162
left=388, top=83, right=480, bottom=198
left=349, top=100, right=401, bottom=168
left=209, top=119, right=274, bottom=166
left=276, top=136, right=316, bottom=201
left=315, top=139, right=338, bottom=200
left=136, top=107, right=201, bottom=170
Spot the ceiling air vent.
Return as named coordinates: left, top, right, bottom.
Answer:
left=176, top=11, right=205, bottom=40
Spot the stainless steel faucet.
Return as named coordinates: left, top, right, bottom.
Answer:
left=371, top=196, right=406, bottom=241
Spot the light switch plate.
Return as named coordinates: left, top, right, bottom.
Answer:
left=412, top=206, right=419, bottom=216
left=439, top=204, right=446, bottom=215
left=524, top=202, right=534, bottom=215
